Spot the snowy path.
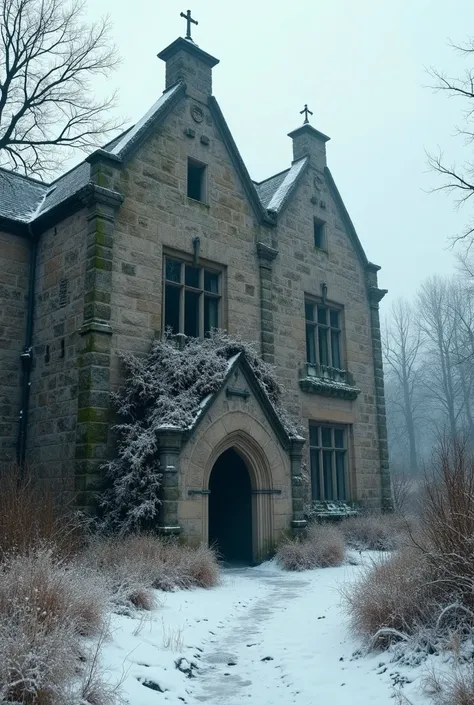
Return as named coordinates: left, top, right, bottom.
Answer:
left=103, top=560, right=431, bottom=704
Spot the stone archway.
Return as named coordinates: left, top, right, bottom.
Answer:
left=208, top=448, right=252, bottom=564
left=203, top=430, right=274, bottom=563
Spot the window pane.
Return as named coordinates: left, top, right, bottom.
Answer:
left=305, top=302, right=315, bottom=321
left=317, top=306, right=327, bottom=325
left=164, top=284, right=180, bottom=333
left=318, top=326, right=328, bottom=365
left=184, top=290, right=200, bottom=337
left=306, top=324, right=316, bottom=364
left=331, top=330, right=341, bottom=368
left=309, top=425, right=319, bottom=447
left=310, top=449, right=321, bottom=500
left=330, top=310, right=339, bottom=328
left=334, top=429, right=345, bottom=448
left=336, top=451, right=346, bottom=500
left=204, top=295, right=218, bottom=337
left=323, top=450, right=334, bottom=500
left=185, top=265, right=200, bottom=288
left=204, top=271, right=219, bottom=293
left=165, top=259, right=181, bottom=283
left=321, top=427, right=332, bottom=447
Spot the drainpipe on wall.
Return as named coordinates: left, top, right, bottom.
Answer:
left=17, top=224, right=37, bottom=472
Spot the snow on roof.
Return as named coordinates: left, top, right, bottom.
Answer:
left=0, top=170, right=48, bottom=222
left=110, top=82, right=183, bottom=157
left=254, top=170, right=289, bottom=208
left=266, top=157, right=307, bottom=212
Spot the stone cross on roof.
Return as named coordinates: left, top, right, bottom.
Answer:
left=180, top=9, right=198, bottom=41
left=300, top=104, right=313, bottom=125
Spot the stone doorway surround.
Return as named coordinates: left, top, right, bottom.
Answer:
left=155, top=354, right=306, bottom=562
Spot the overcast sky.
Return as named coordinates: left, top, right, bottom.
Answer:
left=86, top=0, right=474, bottom=309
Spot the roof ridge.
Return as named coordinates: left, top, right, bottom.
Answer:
left=0, top=166, right=49, bottom=187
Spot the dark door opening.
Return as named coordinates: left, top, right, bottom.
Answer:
left=209, top=448, right=253, bottom=564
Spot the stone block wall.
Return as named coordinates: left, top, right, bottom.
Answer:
left=26, top=211, right=87, bottom=492
left=0, top=231, right=29, bottom=466
left=107, top=95, right=263, bottom=391
left=270, top=165, right=383, bottom=506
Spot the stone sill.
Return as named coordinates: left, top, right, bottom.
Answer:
left=299, top=376, right=360, bottom=400
left=187, top=197, right=210, bottom=209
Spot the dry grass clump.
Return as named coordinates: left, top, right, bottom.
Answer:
left=0, top=549, right=115, bottom=705
left=0, top=464, right=85, bottom=560
left=342, top=546, right=438, bottom=643
left=424, top=668, right=474, bottom=705
left=344, top=438, right=474, bottom=653
left=85, top=535, right=219, bottom=604
left=341, top=512, right=409, bottom=551
left=277, top=524, right=345, bottom=571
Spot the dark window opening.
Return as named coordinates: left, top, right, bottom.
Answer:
left=164, top=256, right=221, bottom=338
left=314, top=220, right=326, bottom=250
left=187, top=159, right=207, bottom=202
left=45, top=345, right=50, bottom=364
left=59, top=278, right=68, bottom=308
left=305, top=299, right=343, bottom=369
left=309, top=424, right=348, bottom=501
left=60, top=339, right=65, bottom=358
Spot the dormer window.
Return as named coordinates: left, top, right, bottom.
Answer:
left=187, top=158, right=207, bottom=202
left=313, top=218, right=326, bottom=250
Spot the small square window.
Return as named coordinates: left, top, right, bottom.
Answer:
left=187, top=158, right=207, bottom=202
left=314, top=219, right=326, bottom=250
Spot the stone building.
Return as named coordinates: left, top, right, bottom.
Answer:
left=0, top=24, right=390, bottom=562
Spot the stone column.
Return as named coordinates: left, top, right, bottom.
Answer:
left=366, top=265, right=392, bottom=511
left=156, top=429, right=183, bottom=535
left=290, top=438, right=307, bottom=535
left=256, top=242, right=278, bottom=364
left=75, top=182, right=123, bottom=509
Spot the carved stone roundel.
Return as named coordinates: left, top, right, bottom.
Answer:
left=191, top=105, right=204, bottom=123
left=313, top=175, right=323, bottom=191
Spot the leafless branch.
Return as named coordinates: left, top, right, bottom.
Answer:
left=0, top=0, right=123, bottom=176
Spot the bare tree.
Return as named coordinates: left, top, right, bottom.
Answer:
left=428, top=39, right=474, bottom=244
left=383, top=299, right=424, bottom=475
left=417, top=276, right=463, bottom=439
left=0, top=0, right=120, bottom=175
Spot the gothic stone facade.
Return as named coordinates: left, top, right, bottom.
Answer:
left=0, top=36, right=390, bottom=562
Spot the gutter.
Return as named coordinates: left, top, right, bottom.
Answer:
left=17, top=224, right=37, bottom=470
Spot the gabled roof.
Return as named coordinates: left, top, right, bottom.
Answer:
left=185, top=352, right=297, bottom=450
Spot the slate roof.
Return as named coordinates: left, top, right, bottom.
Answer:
left=0, top=169, right=48, bottom=222
left=0, top=82, right=307, bottom=228
left=254, top=170, right=289, bottom=208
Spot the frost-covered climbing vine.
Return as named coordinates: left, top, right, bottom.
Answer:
left=101, top=332, right=301, bottom=533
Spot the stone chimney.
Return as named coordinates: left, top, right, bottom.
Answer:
left=158, top=38, right=219, bottom=102
left=288, top=123, right=330, bottom=171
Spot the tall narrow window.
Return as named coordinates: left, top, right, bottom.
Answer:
left=313, top=219, right=326, bottom=250
left=187, top=158, right=207, bottom=202
left=305, top=299, right=343, bottom=369
left=163, top=256, right=222, bottom=338
left=309, top=424, right=348, bottom=501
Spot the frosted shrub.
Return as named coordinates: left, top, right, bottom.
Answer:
left=341, top=512, right=408, bottom=551
left=86, top=535, right=219, bottom=596
left=277, top=524, right=345, bottom=571
left=342, top=546, right=438, bottom=644
left=102, top=331, right=301, bottom=533
left=0, top=549, right=115, bottom=705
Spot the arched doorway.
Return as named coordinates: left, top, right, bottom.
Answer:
left=208, top=448, right=253, bottom=564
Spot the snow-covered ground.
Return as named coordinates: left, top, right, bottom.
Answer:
left=101, top=556, right=439, bottom=705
